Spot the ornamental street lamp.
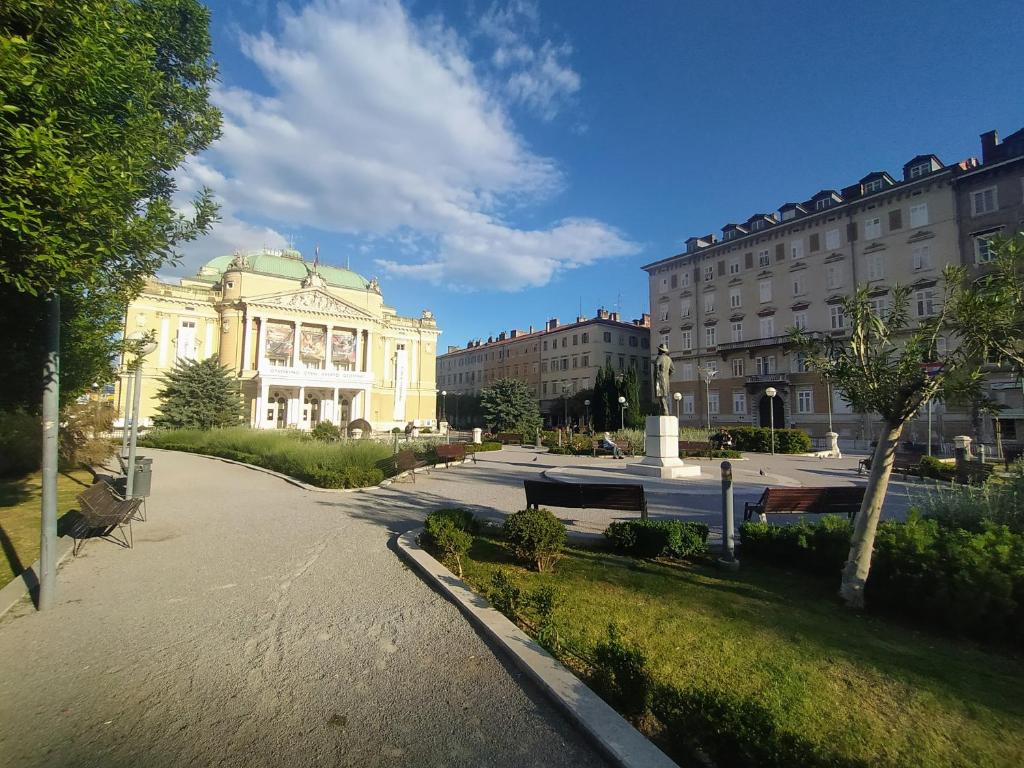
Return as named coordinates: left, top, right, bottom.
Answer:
left=618, top=395, right=627, bottom=430
left=697, top=364, right=718, bottom=431
left=765, top=386, right=778, bottom=456
left=673, top=391, right=682, bottom=420
left=126, top=333, right=157, bottom=498
left=441, top=390, right=447, bottom=422
left=584, top=399, right=591, bottom=431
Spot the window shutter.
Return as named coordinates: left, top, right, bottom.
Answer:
left=744, top=252, right=753, bottom=269
left=888, top=209, right=902, bottom=230
left=846, top=222, right=857, bottom=242
left=775, top=243, right=785, bottom=261
left=717, top=260, right=725, bottom=277
left=809, top=233, right=820, bottom=252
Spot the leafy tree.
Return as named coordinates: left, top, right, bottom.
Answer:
left=794, top=268, right=992, bottom=608
left=0, top=0, right=221, bottom=406
left=481, top=378, right=542, bottom=436
left=152, top=358, right=243, bottom=430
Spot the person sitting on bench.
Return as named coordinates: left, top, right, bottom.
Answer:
left=710, top=428, right=733, bottom=450
left=601, top=432, right=624, bottom=459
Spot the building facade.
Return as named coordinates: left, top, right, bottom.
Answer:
left=643, top=127, right=1024, bottom=442
left=119, top=249, right=440, bottom=432
left=436, top=309, right=651, bottom=425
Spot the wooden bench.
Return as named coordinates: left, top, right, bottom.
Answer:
left=435, top=443, right=477, bottom=468
left=495, top=432, right=523, bottom=445
left=679, top=440, right=713, bottom=456
left=378, top=450, right=429, bottom=483
left=858, top=450, right=924, bottom=477
left=744, top=486, right=864, bottom=522
left=591, top=439, right=633, bottom=457
left=524, top=479, right=647, bottom=519
left=71, top=481, right=141, bottom=555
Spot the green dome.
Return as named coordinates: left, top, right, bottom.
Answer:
left=198, top=249, right=370, bottom=290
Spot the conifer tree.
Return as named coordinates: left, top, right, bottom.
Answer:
left=153, top=358, right=243, bottom=430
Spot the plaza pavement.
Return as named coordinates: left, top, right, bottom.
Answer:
left=0, top=444, right=926, bottom=767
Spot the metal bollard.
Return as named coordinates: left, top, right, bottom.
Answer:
left=718, top=460, right=740, bottom=570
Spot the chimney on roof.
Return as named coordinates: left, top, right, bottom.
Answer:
left=447, top=345, right=459, bottom=353
left=528, top=325, right=534, bottom=333
left=497, top=331, right=506, bottom=341
left=510, top=329, right=518, bottom=338
left=576, top=315, right=586, bottom=323
left=980, top=130, right=999, bottom=164
left=610, top=312, right=620, bottom=322
left=546, top=318, right=559, bottom=331
left=957, top=157, right=980, bottom=171
left=637, top=313, right=651, bottom=327
left=597, top=308, right=610, bottom=320
left=487, top=335, right=493, bottom=343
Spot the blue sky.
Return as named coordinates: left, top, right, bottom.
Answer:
left=173, top=0, right=1024, bottom=349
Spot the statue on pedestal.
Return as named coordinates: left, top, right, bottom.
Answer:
left=653, top=343, right=674, bottom=416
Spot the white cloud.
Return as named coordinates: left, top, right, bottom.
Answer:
left=174, top=0, right=635, bottom=290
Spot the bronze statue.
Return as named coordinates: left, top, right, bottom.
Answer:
left=653, top=343, right=674, bottom=416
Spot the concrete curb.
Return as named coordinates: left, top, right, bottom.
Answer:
left=395, top=529, right=679, bottom=768
left=141, top=448, right=474, bottom=493
left=0, top=536, right=75, bottom=620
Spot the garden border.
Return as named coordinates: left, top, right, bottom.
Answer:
left=395, top=528, right=679, bottom=768
left=0, top=536, right=74, bottom=620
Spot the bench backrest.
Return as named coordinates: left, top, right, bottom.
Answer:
left=436, top=444, right=466, bottom=460
left=679, top=441, right=711, bottom=451
left=77, top=482, right=138, bottom=525
left=496, top=432, right=522, bottom=445
left=395, top=450, right=420, bottom=471
left=759, top=486, right=864, bottom=515
left=523, top=480, right=645, bottom=512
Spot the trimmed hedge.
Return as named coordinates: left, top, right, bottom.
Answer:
left=421, top=508, right=476, bottom=577
left=916, top=454, right=956, bottom=481
left=465, top=441, right=502, bottom=454
left=503, top=507, right=566, bottom=572
left=604, top=520, right=709, bottom=560
left=728, top=426, right=812, bottom=454
left=740, top=514, right=1024, bottom=644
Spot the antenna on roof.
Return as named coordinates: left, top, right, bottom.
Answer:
left=347, top=255, right=350, bottom=270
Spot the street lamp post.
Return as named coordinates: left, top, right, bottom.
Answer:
left=698, top=364, right=717, bottom=431
left=765, top=386, right=778, bottom=456
left=584, top=399, right=591, bottom=432
left=441, top=390, right=447, bottom=423
left=126, top=334, right=157, bottom=497
left=618, top=395, right=627, bottom=430
left=673, top=391, right=682, bottom=420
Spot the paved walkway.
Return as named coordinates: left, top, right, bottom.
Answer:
left=0, top=445, right=925, bottom=767
left=0, top=450, right=608, bottom=768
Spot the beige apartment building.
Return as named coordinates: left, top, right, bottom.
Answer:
left=118, top=248, right=440, bottom=432
left=643, top=151, right=975, bottom=441
left=436, top=309, right=651, bottom=425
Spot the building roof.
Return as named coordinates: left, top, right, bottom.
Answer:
left=198, top=249, right=370, bottom=291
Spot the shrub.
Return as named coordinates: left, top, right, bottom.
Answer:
left=652, top=683, right=863, bottom=768
left=604, top=520, right=709, bottom=560
left=530, top=584, right=560, bottom=651
left=920, top=468, right=1024, bottom=533
left=488, top=568, right=524, bottom=617
left=465, top=441, right=502, bottom=454
left=728, top=426, right=812, bottom=454
left=0, top=409, right=40, bottom=477
left=739, top=516, right=852, bottom=577
left=420, top=514, right=472, bottom=577
left=916, top=454, right=954, bottom=481
left=309, top=420, right=342, bottom=442
left=591, top=624, right=652, bottom=721
left=503, top=507, right=566, bottom=572
left=423, top=507, right=479, bottom=534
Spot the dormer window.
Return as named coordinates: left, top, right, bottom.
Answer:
left=752, top=220, right=765, bottom=231
left=724, top=230, right=738, bottom=241
left=909, top=163, right=930, bottom=179
left=815, top=198, right=831, bottom=211
left=864, top=178, right=885, bottom=193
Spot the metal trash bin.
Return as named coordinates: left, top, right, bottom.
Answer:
left=130, top=456, right=153, bottom=498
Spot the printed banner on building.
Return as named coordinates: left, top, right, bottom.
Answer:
left=265, top=322, right=294, bottom=358
left=331, top=330, right=357, bottom=365
left=301, top=327, right=326, bottom=360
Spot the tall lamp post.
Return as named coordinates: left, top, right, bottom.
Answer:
left=765, top=386, right=778, bottom=456
left=441, top=390, right=447, bottom=423
left=584, top=399, right=591, bottom=432
left=673, top=391, right=682, bottom=419
left=698, top=364, right=717, bottom=431
left=618, top=395, right=627, bottom=430
left=126, top=334, right=157, bottom=498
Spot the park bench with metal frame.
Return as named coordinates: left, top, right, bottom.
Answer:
left=858, top=450, right=924, bottom=478
left=495, top=432, right=523, bottom=445
left=678, top=440, right=713, bottom=457
left=435, top=443, right=477, bottom=468
left=378, top=450, right=430, bottom=483
left=71, top=481, right=141, bottom=555
left=591, top=439, right=633, bottom=458
left=524, top=479, right=648, bottom=519
left=744, top=486, right=864, bottom=522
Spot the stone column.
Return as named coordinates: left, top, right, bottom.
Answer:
left=241, top=310, right=252, bottom=371
left=256, top=382, right=269, bottom=429
left=158, top=315, right=170, bottom=367
left=954, top=434, right=973, bottom=463
left=364, top=330, right=372, bottom=375
left=352, top=327, right=361, bottom=372
left=333, top=388, right=340, bottom=424
left=298, top=385, right=306, bottom=430
left=256, top=316, right=268, bottom=372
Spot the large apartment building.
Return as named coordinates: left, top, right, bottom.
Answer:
left=643, top=126, right=1024, bottom=443
left=436, top=309, right=651, bottom=424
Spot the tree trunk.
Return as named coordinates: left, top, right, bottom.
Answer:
left=839, top=419, right=904, bottom=608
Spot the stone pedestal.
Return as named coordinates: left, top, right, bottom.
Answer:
left=826, top=431, right=842, bottom=459
left=627, top=416, right=701, bottom=479
left=954, top=434, right=973, bottom=464
left=472, top=427, right=482, bottom=445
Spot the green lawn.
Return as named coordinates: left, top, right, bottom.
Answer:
left=460, top=536, right=1024, bottom=768
left=0, top=470, right=92, bottom=589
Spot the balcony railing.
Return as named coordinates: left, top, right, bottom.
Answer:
left=745, top=373, right=791, bottom=385
left=716, top=331, right=821, bottom=353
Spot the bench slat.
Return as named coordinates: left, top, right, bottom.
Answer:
left=524, top=480, right=646, bottom=516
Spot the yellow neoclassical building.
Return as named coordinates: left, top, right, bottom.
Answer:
left=118, top=248, right=440, bottom=432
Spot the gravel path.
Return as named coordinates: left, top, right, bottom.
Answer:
left=0, top=449, right=609, bottom=768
